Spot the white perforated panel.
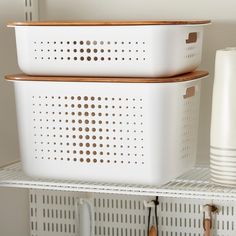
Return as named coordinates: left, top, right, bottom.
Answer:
left=30, top=190, right=79, bottom=236
left=185, top=45, right=199, bottom=60
left=179, top=87, right=200, bottom=161
left=32, top=40, right=147, bottom=62
left=29, top=190, right=236, bottom=236
left=157, top=199, right=235, bottom=235
left=158, top=198, right=211, bottom=236
left=32, top=94, right=145, bottom=165
left=93, top=194, right=153, bottom=236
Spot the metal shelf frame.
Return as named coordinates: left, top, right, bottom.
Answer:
left=1, top=161, right=236, bottom=201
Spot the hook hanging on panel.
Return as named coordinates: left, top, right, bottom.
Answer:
left=145, top=196, right=159, bottom=236
left=76, top=196, right=94, bottom=236
left=24, top=0, right=39, bottom=21
left=202, top=204, right=219, bottom=236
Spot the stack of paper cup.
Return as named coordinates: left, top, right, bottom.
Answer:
left=210, top=48, right=236, bottom=186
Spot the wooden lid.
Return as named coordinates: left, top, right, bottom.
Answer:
left=5, top=71, right=209, bottom=83
left=8, top=20, right=211, bottom=27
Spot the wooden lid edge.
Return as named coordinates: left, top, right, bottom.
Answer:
left=5, top=71, right=209, bottom=83
left=7, top=20, right=211, bottom=27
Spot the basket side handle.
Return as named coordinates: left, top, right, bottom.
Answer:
left=183, top=86, right=196, bottom=99
left=186, top=32, right=198, bottom=44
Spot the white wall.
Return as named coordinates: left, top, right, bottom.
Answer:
left=0, top=1, right=29, bottom=236
left=1, top=0, right=236, bottom=235
left=39, top=0, right=236, bottom=21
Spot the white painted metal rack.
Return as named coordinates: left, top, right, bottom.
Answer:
left=1, top=161, right=236, bottom=201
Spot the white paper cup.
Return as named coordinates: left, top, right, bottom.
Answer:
left=211, top=48, right=236, bottom=148
left=210, top=48, right=236, bottom=185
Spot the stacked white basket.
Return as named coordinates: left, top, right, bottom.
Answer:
left=6, top=20, right=210, bottom=185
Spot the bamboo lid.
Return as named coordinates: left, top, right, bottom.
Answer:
left=8, top=20, right=211, bottom=27
left=5, top=71, right=209, bottom=83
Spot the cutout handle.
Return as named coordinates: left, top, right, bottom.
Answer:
left=183, top=86, right=195, bottom=99
left=186, top=32, right=198, bottom=44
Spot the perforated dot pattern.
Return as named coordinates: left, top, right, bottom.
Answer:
left=185, top=45, right=199, bottom=59
left=32, top=95, right=145, bottom=165
left=180, top=93, right=199, bottom=160
left=33, top=40, right=147, bottom=62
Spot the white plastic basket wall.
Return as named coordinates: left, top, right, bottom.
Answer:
left=9, top=73, right=207, bottom=185
left=10, top=21, right=210, bottom=77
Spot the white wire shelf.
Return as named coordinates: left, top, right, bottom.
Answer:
left=0, top=162, right=236, bottom=200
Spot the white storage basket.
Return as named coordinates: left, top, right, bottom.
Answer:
left=6, top=71, right=208, bottom=185
left=9, top=20, right=210, bottom=77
